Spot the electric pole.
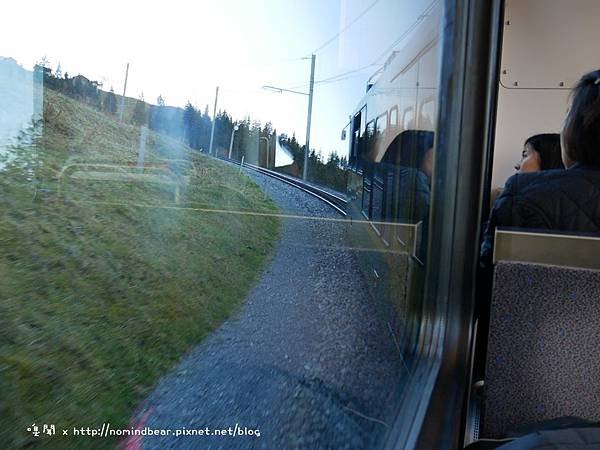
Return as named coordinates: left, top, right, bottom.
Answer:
left=208, top=86, right=219, bottom=156
left=303, top=54, right=315, bottom=181
left=119, top=62, right=129, bottom=122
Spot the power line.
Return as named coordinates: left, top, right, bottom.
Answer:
left=312, top=0, right=382, bottom=54
left=293, top=0, right=437, bottom=90
left=282, top=62, right=380, bottom=91
left=224, top=1, right=438, bottom=96
left=369, top=0, right=437, bottom=66
left=316, top=63, right=380, bottom=84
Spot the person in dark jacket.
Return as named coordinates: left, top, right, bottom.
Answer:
left=490, top=133, right=564, bottom=206
left=481, top=69, right=600, bottom=267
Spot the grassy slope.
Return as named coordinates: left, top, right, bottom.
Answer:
left=0, top=89, right=280, bottom=449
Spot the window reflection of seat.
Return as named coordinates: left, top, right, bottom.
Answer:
left=58, top=161, right=190, bottom=204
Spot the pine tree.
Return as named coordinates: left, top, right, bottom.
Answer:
left=37, top=55, right=50, bottom=69
left=132, top=95, right=147, bottom=126
left=183, top=101, right=196, bottom=145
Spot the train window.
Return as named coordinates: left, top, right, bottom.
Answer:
left=375, top=111, right=388, bottom=135
left=418, top=99, right=435, bottom=130
left=402, top=107, right=415, bottom=131
left=366, top=119, right=375, bottom=136
left=343, top=1, right=446, bottom=445
left=390, top=106, right=399, bottom=128
left=358, top=105, right=367, bottom=137
left=0, top=0, right=503, bottom=449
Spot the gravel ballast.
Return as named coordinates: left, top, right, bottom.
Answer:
left=136, top=168, right=406, bottom=449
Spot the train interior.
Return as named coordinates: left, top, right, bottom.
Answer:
left=468, top=0, right=600, bottom=446
left=345, top=0, right=600, bottom=447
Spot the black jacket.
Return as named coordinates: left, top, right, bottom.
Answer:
left=481, top=163, right=600, bottom=267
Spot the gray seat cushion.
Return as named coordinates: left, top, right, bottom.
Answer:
left=482, top=262, right=600, bottom=438
left=498, top=427, right=600, bottom=449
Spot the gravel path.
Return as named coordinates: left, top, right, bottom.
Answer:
left=136, top=168, right=405, bottom=449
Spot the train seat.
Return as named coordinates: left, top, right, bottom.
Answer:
left=481, top=230, right=600, bottom=439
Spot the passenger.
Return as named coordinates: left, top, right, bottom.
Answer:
left=481, top=69, right=600, bottom=267
left=490, top=133, right=564, bottom=205
left=516, top=133, right=564, bottom=172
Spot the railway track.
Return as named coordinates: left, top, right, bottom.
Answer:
left=217, top=156, right=348, bottom=216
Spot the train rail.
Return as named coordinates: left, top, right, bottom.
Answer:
left=217, top=156, right=348, bottom=216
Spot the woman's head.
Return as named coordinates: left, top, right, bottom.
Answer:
left=516, top=133, right=563, bottom=172
left=400, top=130, right=435, bottom=176
left=561, top=69, right=600, bottom=167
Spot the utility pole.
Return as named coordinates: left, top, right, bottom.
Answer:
left=119, top=62, right=130, bottom=122
left=261, top=55, right=315, bottom=178
left=208, top=86, right=219, bottom=156
left=260, top=136, right=271, bottom=168
left=228, top=125, right=239, bottom=159
left=303, top=54, right=315, bottom=181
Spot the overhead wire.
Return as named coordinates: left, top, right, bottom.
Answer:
left=282, top=63, right=381, bottom=91
left=311, top=0, right=382, bottom=54
left=369, top=0, right=437, bottom=66
left=224, top=1, right=438, bottom=96
left=284, top=1, right=438, bottom=91
left=315, top=63, right=380, bottom=84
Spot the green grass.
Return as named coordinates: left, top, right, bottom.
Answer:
left=0, top=89, right=280, bottom=449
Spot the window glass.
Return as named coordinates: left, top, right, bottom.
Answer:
left=1, top=1, right=442, bottom=448
left=390, top=106, right=399, bottom=128
left=376, top=111, right=388, bottom=135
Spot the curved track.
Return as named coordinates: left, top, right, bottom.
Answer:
left=218, top=156, right=348, bottom=216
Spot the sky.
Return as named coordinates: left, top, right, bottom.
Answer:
left=0, top=0, right=432, bottom=158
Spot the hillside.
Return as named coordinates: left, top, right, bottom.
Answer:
left=0, top=87, right=280, bottom=449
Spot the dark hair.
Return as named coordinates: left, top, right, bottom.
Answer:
left=524, top=133, right=564, bottom=170
left=562, top=69, right=600, bottom=166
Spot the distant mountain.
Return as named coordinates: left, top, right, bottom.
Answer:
left=0, top=57, right=42, bottom=147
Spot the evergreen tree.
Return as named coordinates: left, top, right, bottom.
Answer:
left=214, top=110, right=234, bottom=153
left=149, top=95, right=167, bottom=133
left=37, top=55, right=50, bottom=69
left=132, top=95, right=147, bottom=126
left=262, top=121, right=273, bottom=137
left=183, top=101, right=196, bottom=146
left=198, top=107, right=212, bottom=151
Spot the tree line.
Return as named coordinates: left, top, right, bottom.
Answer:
left=36, top=61, right=348, bottom=191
